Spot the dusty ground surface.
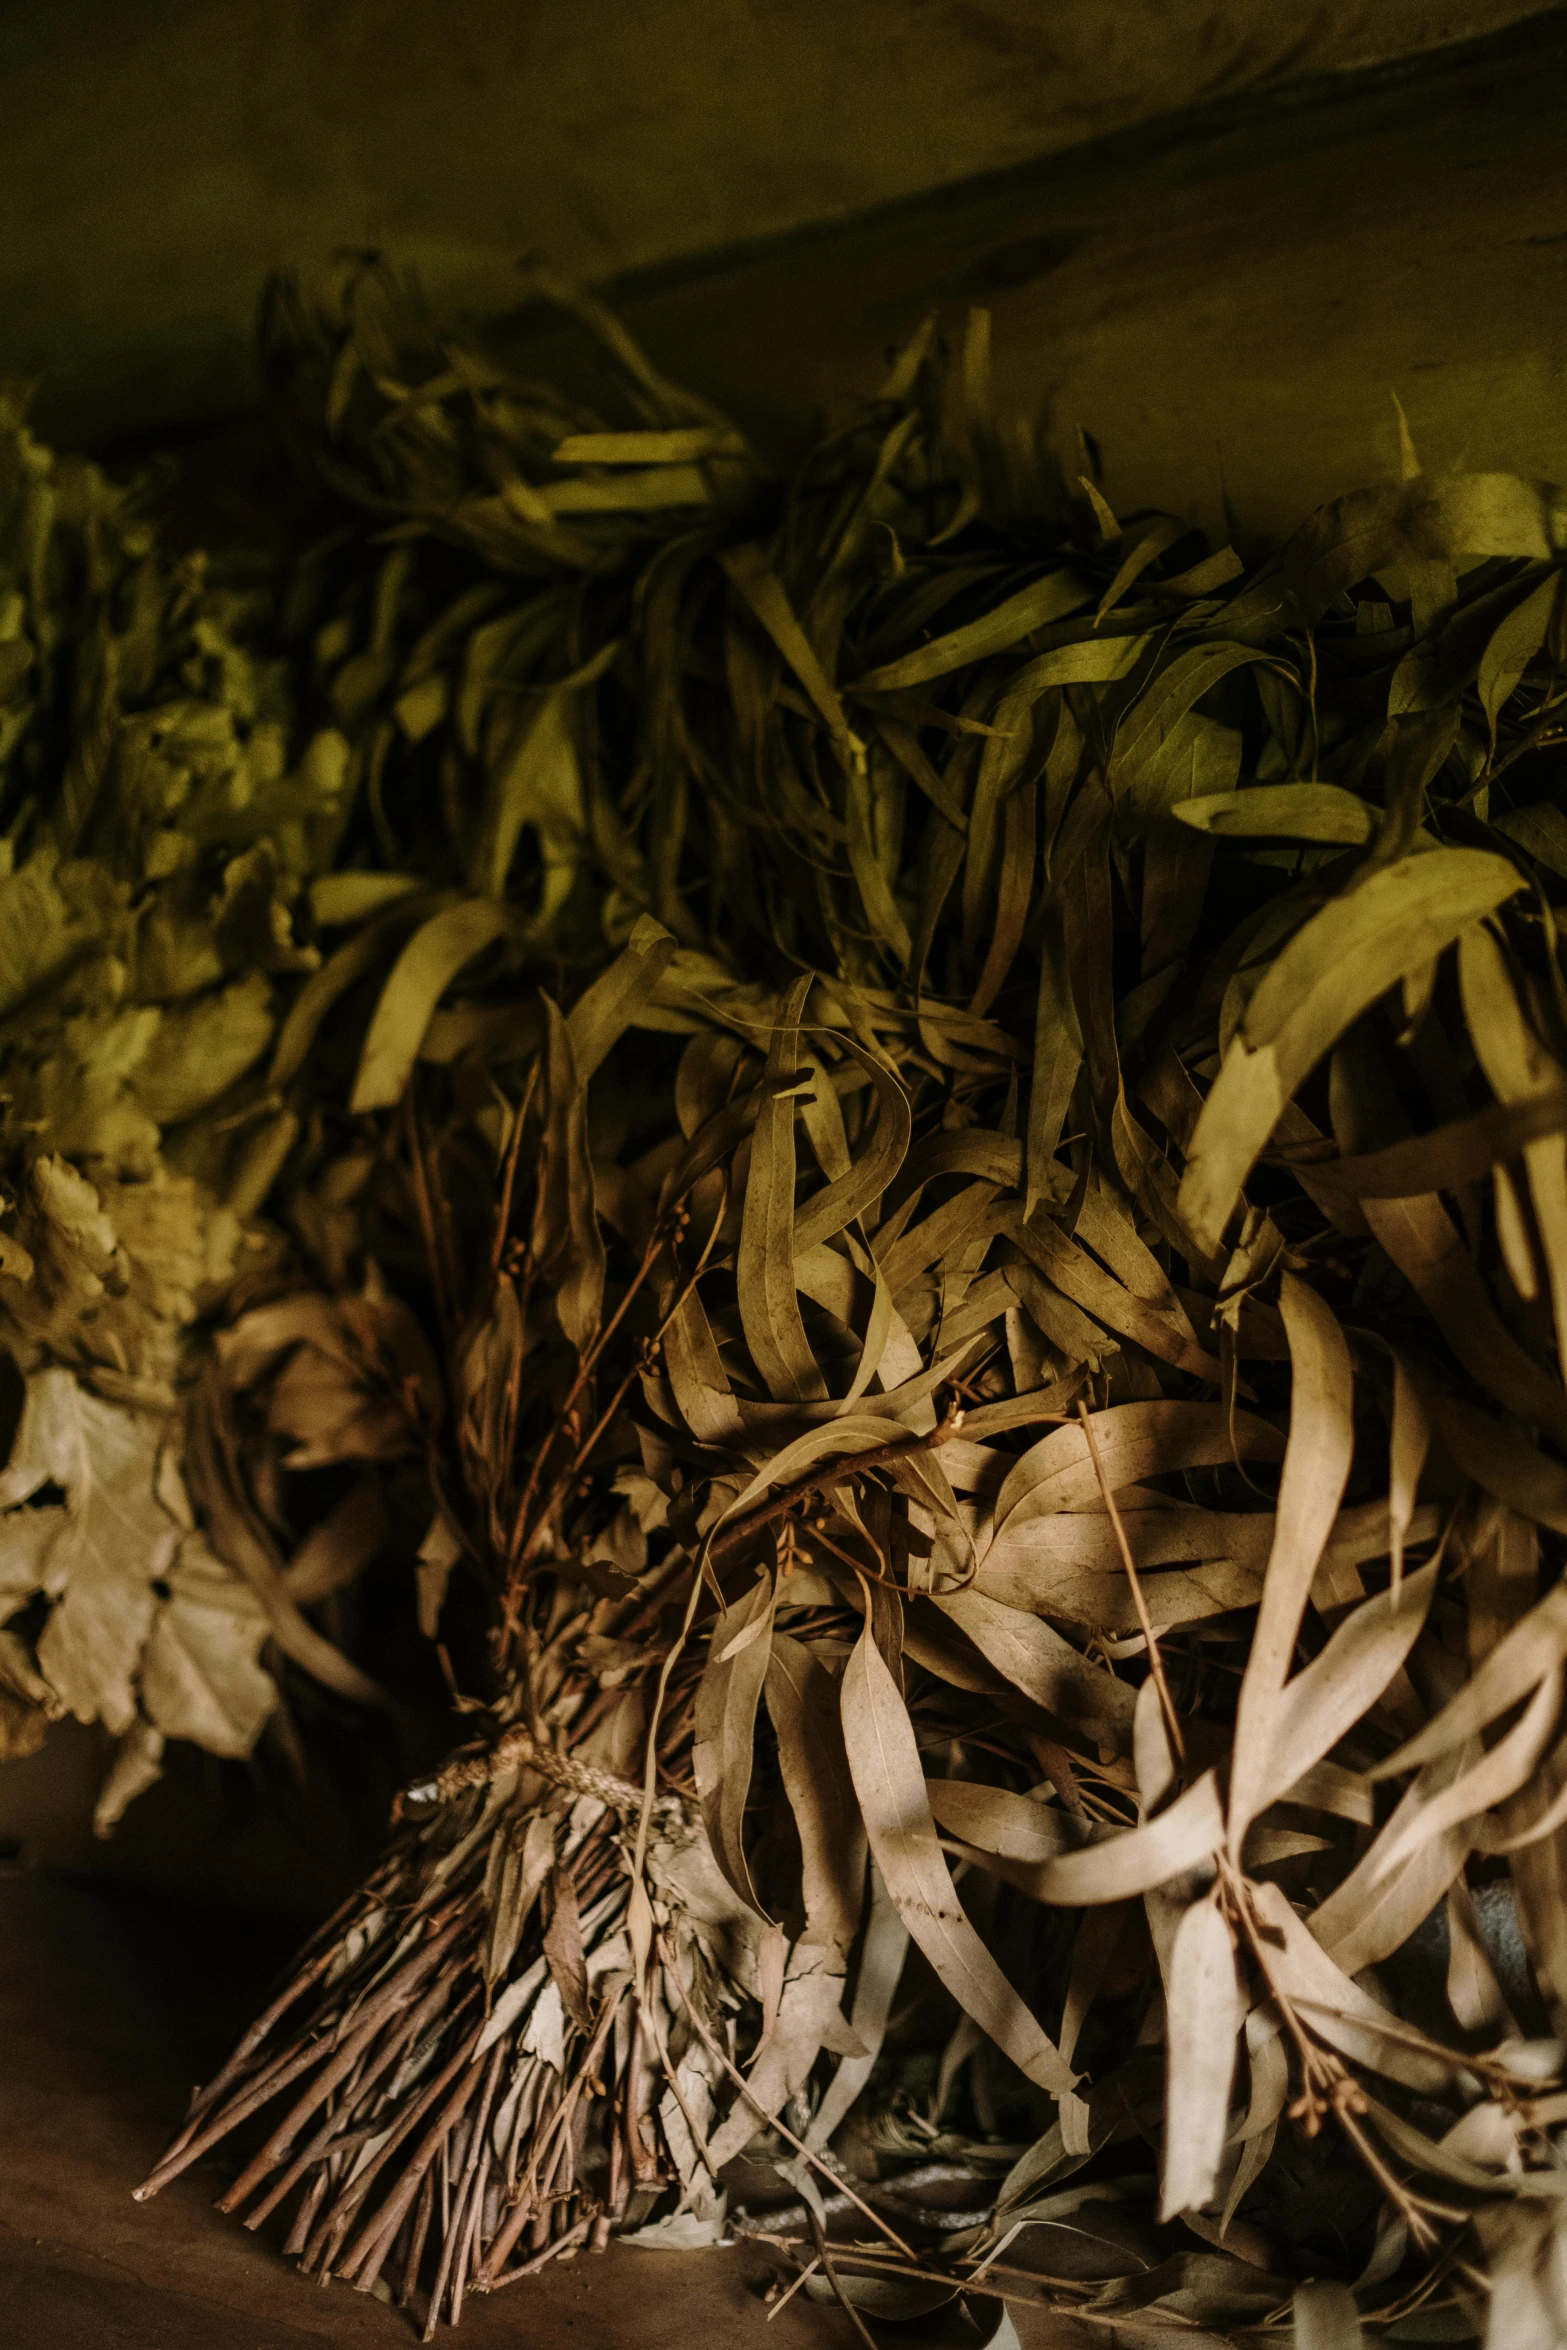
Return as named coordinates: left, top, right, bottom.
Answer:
left=0, top=1859, right=1078, bottom=2349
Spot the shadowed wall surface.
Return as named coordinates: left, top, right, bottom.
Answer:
left=3, top=1, right=1560, bottom=453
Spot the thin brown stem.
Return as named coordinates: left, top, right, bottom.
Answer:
left=479, top=2215, right=591, bottom=2292
left=1468, top=683, right=1567, bottom=799
left=490, top=1057, right=541, bottom=1274
left=400, top=2168, right=436, bottom=2307
left=422, top=2039, right=505, bottom=2334
left=655, top=1933, right=916, bottom=2262
left=504, top=1180, right=737, bottom=1595
left=766, top=2254, right=821, bottom=2318
left=505, top=1230, right=655, bottom=1553
left=710, top=1401, right=965, bottom=1567
left=1075, top=1401, right=1184, bottom=1765
left=808, top=2208, right=880, bottom=2350
left=405, top=1089, right=456, bottom=1338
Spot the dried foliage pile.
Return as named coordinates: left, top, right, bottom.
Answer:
left=8, top=262, right=1567, bottom=2343
left=0, top=393, right=362, bottom=1805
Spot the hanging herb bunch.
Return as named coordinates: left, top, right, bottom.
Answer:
left=20, top=255, right=1567, bottom=2343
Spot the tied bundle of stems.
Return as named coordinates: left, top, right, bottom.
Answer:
left=109, top=257, right=1567, bottom=2345
left=131, top=1024, right=991, bottom=2329
left=132, top=1040, right=727, bottom=2320
left=124, top=958, right=956, bottom=2315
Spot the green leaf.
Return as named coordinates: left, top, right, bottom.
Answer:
left=1180, top=851, right=1526, bottom=1252
left=553, top=427, right=748, bottom=465
left=1478, top=573, right=1559, bottom=739
left=469, top=661, right=605, bottom=909
left=1112, top=642, right=1276, bottom=787
left=131, top=974, right=274, bottom=1127
left=0, top=848, right=100, bottom=1016
left=564, top=913, right=677, bottom=1083
left=350, top=899, right=517, bottom=1113
left=1493, top=800, right=1567, bottom=879
left=1174, top=783, right=1373, bottom=845
left=309, top=871, right=424, bottom=926
left=720, top=545, right=851, bottom=740
left=853, top=570, right=1087, bottom=692
left=736, top=977, right=828, bottom=1404
left=531, top=995, right=605, bottom=1355
left=270, top=894, right=443, bottom=1090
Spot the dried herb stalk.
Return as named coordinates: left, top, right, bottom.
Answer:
left=3, top=257, right=1563, bottom=2342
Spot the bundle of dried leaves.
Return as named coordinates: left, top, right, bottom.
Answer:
left=15, top=260, right=1567, bottom=2343
left=0, top=383, right=383, bottom=1810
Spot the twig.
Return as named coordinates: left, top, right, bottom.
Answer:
left=490, top=1057, right=541, bottom=1273
left=808, top=2207, right=880, bottom=2350
left=400, top=1721, right=691, bottom=1821
left=499, top=1176, right=727, bottom=1620
left=1215, top=1859, right=1444, bottom=2253
left=1466, top=684, right=1567, bottom=799
left=475, top=1992, right=624, bottom=2282
left=545, top=1182, right=734, bottom=1534
left=711, top=1401, right=966, bottom=1564
left=629, top=1570, right=708, bottom=1888
left=400, top=2170, right=435, bottom=2308
left=479, top=2215, right=591, bottom=2292
left=151, top=1942, right=342, bottom=2160
left=1075, top=1402, right=1184, bottom=1765
left=655, top=1932, right=917, bottom=2262
left=964, top=2218, right=1025, bottom=2281
left=423, top=2039, right=506, bottom=2334
left=502, top=1220, right=665, bottom=1574
left=766, top=2255, right=821, bottom=2318
left=752, top=2238, right=1089, bottom=2302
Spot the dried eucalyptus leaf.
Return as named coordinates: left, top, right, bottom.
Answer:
left=841, top=1620, right=1074, bottom=2093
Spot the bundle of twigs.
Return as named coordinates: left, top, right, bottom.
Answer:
left=107, top=258, right=1567, bottom=2348
left=132, top=1016, right=997, bottom=2328
left=135, top=1740, right=673, bottom=2319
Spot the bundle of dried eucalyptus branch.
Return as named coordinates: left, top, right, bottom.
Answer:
left=7, top=258, right=1567, bottom=2343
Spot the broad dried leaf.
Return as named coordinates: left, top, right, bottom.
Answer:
left=1227, top=1277, right=1353, bottom=1852
left=932, top=1585, right=1135, bottom=1740
left=1293, top=2281, right=1364, bottom=2350
left=1181, top=851, right=1526, bottom=1251
left=1160, top=1891, right=1241, bottom=2220
left=693, top=1571, right=775, bottom=1915
left=1033, top=1772, right=1225, bottom=1906
left=139, top=1540, right=275, bottom=1757
left=765, top=1631, right=865, bottom=1959
left=351, top=898, right=516, bottom=1112
left=736, top=977, right=827, bottom=1403
left=840, top=1620, right=1074, bottom=2092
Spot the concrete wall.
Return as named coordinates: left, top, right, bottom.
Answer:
left=602, top=20, right=1567, bottom=541
left=4, top=2, right=1556, bottom=447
